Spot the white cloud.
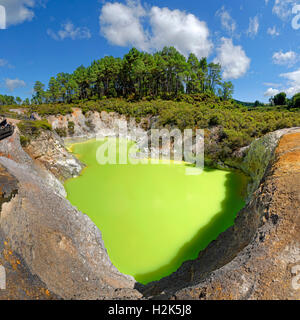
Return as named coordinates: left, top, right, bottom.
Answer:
left=99, top=1, right=213, bottom=58
left=0, top=58, right=8, bottom=67
left=214, top=37, right=250, bottom=80
left=272, top=50, right=297, bottom=66
left=280, top=68, right=300, bottom=95
left=264, top=82, right=281, bottom=87
left=149, top=6, right=213, bottom=58
left=265, top=68, right=300, bottom=97
left=0, top=58, right=13, bottom=68
left=247, top=16, right=259, bottom=38
left=100, top=1, right=149, bottom=50
left=47, top=22, right=91, bottom=41
left=0, top=0, right=38, bottom=27
left=216, top=6, right=237, bottom=36
left=264, top=87, right=280, bottom=97
left=267, top=26, right=280, bottom=36
left=272, top=0, right=297, bottom=20
left=5, top=78, right=26, bottom=91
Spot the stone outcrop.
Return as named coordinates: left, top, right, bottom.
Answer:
left=24, top=130, right=83, bottom=181
left=48, top=108, right=150, bottom=141
left=0, top=165, right=18, bottom=211
left=0, top=129, right=141, bottom=300
left=241, top=127, right=300, bottom=200
left=0, top=228, right=61, bottom=300
left=0, top=111, right=299, bottom=300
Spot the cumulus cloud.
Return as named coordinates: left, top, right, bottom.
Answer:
left=149, top=6, right=213, bottom=58
left=247, top=16, right=259, bottom=38
left=100, top=0, right=148, bottom=50
left=5, top=78, right=26, bottom=91
left=214, top=37, right=250, bottom=80
left=47, top=22, right=91, bottom=41
left=100, top=1, right=213, bottom=58
left=264, top=87, right=280, bottom=97
left=272, top=50, right=297, bottom=66
left=265, top=68, right=300, bottom=97
left=272, top=0, right=297, bottom=20
left=216, top=6, right=237, bottom=36
left=0, top=0, right=41, bottom=27
left=280, top=68, right=300, bottom=96
left=267, top=26, right=280, bottom=36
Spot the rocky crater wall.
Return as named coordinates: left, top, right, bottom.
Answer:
left=0, top=109, right=299, bottom=300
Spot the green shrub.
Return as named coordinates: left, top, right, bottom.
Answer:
left=29, top=103, right=73, bottom=116
left=20, top=135, right=31, bottom=147
left=55, top=128, right=67, bottom=137
left=85, top=120, right=95, bottom=131
left=17, top=120, right=52, bottom=137
left=68, top=121, right=75, bottom=135
left=11, top=97, right=300, bottom=165
left=293, top=93, right=300, bottom=108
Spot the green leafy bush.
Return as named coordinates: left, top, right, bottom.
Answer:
left=68, top=121, right=75, bottom=135
left=55, top=128, right=67, bottom=137
left=13, top=97, right=300, bottom=164
left=19, top=135, right=31, bottom=147
left=17, top=120, right=52, bottom=137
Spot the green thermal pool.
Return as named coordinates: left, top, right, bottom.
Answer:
left=65, top=139, right=246, bottom=284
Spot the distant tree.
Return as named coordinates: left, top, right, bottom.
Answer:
left=254, top=100, right=265, bottom=107
left=23, top=98, right=30, bottom=106
left=16, top=97, right=22, bottom=105
left=199, top=57, right=208, bottom=92
left=0, top=94, right=16, bottom=105
left=207, top=63, right=222, bottom=93
left=48, top=77, right=61, bottom=102
left=220, top=81, right=234, bottom=100
left=292, top=93, right=300, bottom=108
left=33, top=81, right=45, bottom=104
left=27, top=47, right=236, bottom=102
left=273, top=92, right=287, bottom=106
left=186, top=53, right=199, bottom=94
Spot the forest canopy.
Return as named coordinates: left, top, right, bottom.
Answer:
left=0, top=94, right=22, bottom=106
left=31, top=47, right=234, bottom=104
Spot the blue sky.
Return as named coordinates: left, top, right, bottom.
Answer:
left=0, top=0, right=300, bottom=102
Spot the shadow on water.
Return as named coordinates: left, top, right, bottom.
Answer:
left=134, top=168, right=247, bottom=285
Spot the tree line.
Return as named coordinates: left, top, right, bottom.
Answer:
left=269, top=92, right=300, bottom=108
left=0, top=94, right=23, bottom=106
left=31, top=47, right=234, bottom=104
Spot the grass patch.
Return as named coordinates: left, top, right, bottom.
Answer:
left=17, top=120, right=52, bottom=139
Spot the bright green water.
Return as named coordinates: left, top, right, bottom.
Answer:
left=65, top=139, right=246, bottom=284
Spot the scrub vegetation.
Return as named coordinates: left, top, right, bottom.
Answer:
left=24, top=97, right=300, bottom=164
left=1, top=47, right=300, bottom=165
left=17, top=120, right=52, bottom=146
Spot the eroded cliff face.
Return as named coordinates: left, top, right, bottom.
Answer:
left=0, top=129, right=141, bottom=300
left=0, top=111, right=299, bottom=300
left=48, top=108, right=151, bottom=141
left=241, top=127, right=300, bottom=201
left=24, top=130, right=83, bottom=181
